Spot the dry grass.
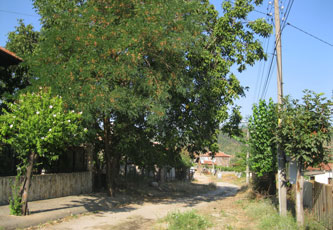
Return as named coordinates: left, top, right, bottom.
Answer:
left=152, top=188, right=255, bottom=230
left=198, top=188, right=257, bottom=230
left=180, top=185, right=326, bottom=230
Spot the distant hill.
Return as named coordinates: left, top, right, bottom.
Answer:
left=217, top=132, right=244, bottom=156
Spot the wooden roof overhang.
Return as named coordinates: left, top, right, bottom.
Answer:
left=0, top=46, right=22, bottom=67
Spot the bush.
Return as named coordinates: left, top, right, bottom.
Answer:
left=251, top=172, right=276, bottom=195
left=165, top=210, right=212, bottom=230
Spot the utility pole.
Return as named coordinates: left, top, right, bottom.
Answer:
left=246, top=128, right=250, bottom=185
left=274, top=0, right=287, bottom=216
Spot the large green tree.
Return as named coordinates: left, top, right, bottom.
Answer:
left=150, top=0, right=271, bottom=157
left=276, top=90, right=332, bottom=226
left=31, top=0, right=203, bottom=195
left=29, top=0, right=271, bottom=195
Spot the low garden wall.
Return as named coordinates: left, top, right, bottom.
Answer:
left=0, top=171, right=92, bottom=205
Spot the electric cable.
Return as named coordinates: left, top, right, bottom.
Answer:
left=287, top=22, right=333, bottom=47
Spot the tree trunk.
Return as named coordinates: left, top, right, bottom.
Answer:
left=20, top=152, right=36, bottom=215
left=246, top=129, right=250, bottom=185
left=124, top=156, right=128, bottom=178
left=109, top=153, right=120, bottom=195
left=160, top=166, right=166, bottom=184
left=103, top=116, right=121, bottom=197
left=104, top=117, right=114, bottom=196
left=296, top=163, right=304, bottom=226
left=93, top=150, right=102, bottom=191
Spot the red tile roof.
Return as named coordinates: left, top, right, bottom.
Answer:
left=307, top=163, right=333, bottom=172
left=200, top=152, right=231, bottom=158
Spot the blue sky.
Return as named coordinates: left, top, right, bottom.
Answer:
left=1, top=0, right=332, bottom=118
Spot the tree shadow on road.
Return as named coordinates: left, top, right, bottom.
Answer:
left=29, top=180, right=241, bottom=216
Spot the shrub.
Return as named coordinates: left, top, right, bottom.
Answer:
left=165, top=210, right=212, bottom=230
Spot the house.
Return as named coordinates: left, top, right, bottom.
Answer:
left=0, top=46, right=22, bottom=67
left=0, top=47, right=23, bottom=176
left=198, top=152, right=231, bottom=168
left=306, top=162, right=333, bottom=185
left=305, top=146, right=333, bottom=185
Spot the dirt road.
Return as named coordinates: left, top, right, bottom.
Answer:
left=39, top=173, right=239, bottom=230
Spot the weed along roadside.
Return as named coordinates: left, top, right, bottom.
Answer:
left=154, top=173, right=328, bottom=230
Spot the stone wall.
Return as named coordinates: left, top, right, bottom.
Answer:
left=0, top=171, right=92, bottom=205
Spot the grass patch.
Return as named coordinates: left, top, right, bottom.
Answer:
left=246, top=199, right=298, bottom=230
left=163, top=210, right=212, bottom=230
left=244, top=196, right=326, bottom=230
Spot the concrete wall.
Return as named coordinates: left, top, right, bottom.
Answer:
left=0, top=172, right=92, bottom=205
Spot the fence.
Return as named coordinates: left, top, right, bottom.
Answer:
left=303, top=181, right=313, bottom=208
left=312, top=181, right=333, bottom=230
left=0, top=171, right=92, bottom=205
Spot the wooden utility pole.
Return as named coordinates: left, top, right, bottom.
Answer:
left=246, top=128, right=250, bottom=185
left=274, top=0, right=287, bottom=216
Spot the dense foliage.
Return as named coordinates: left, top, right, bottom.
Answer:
left=0, top=89, right=86, bottom=162
left=248, top=99, right=277, bottom=194
left=16, top=0, right=272, bottom=195
left=0, top=88, right=86, bottom=215
left=276, top=90, right=332, bottom=168
left=276, top=90, right=332, bottom=225
left=249, top=99, right=277, bottom=177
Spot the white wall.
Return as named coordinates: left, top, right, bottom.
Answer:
left=315, top=171, right=333, bottom=185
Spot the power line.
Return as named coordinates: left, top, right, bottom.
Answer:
left=253, top=9, right=270, bottom=16
left=258, top=0, right=294, bottom=101
left=0, top=9, right=39, bottom=18
left=254, top=34, right=272, bottom=102
left=260, top=49, right=276, bottom=99
left=281, top=0, right=294, bottom=30
left=252, top=1, right=275, bottom=103
left=287, top=22, right=333, bottom=47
